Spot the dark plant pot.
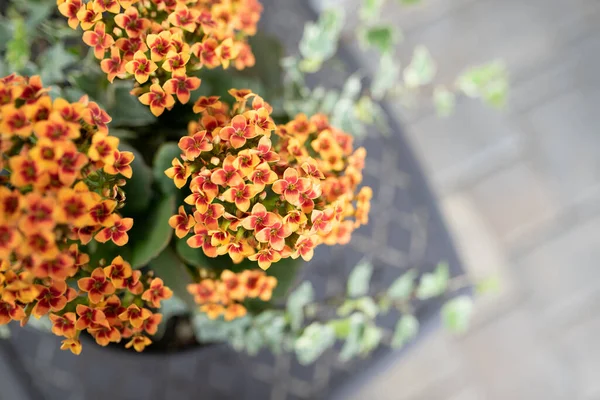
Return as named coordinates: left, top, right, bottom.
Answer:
left=1, top=1, right=465, bottom=399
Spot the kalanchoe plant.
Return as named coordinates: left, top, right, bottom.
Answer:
left=0, top=0, right=500, bottom=362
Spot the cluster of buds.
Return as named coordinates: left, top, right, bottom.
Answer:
left=0, top=74, right=171, bottom=354
left=186, top=269, right=276, bottom=320
left=58, top=0, right=262, bottom=116
left=166, top=89, right=372, bottom=271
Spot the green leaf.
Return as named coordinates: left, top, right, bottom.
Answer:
left=387, top=269, right=417, bottom=300
left=286, top=281, right=314, bottom=331
left=416, top=262, right=450, bottom=300
left=328, top=318, right=352, bottom=338
left=299, top=9, right=345, bottom=65
left=347, top=259, right=373, bottom=297
left=191, top=313, right=250, bottom=343
left=244, top=327, right=265, bottom=356
left=360, top=0, right=385, bottom=20
left=359, top=26, right=398, bottom=53
left=110, top=129, right=138, bottom=140
left=175, top=237, right=210, bottom=268
left=107, top=84, right=156, bottom=128
left=339, top=313, right=365, bottom=362
left=6, top=16, right=30, bottom=72
left=433, top=86, right=456, bottom=117
left=38, top=43, right=77, bottom=85
left=153, top=142, right=182, bottom=196
left=456, top=60, right=508, bottom=109
left=337, top=299, right=357, bottom=317
left=149, top=247, right=196, bottom=309
left=371, top=52, right=401, bottom=100
left=118, top=143, right=153, bottom=216
left=360, top=323, right=382, bottom=355
left=378, top=296, right=392, bottom=313
left=129, top=195, right=176, bottom=268
left=245, top=32, right=284, bottom=96
left=441, top=295, right=474, bottom=334
left=355, top=297, right=379, bottom=319
left=267, top=257, right=302, bottom=300
left=403, top=45, right=436, bottom=88
left=391, top=314, right=419, bottom=348
left=400, top=0, right=421, bottom=4
left=24, top=1, right=55, bottom=33
left=294, top=322, right=336, bottom=365
left=475, top=276, right=500, bottom=295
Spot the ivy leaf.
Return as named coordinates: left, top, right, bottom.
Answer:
left=339, top=313, right=365, bottom=362
left=337, top=299, right=357, bottom=317
left=129, top=195, right=176, bottom=268
left=355, top=297, right=379, bottom=319
left=347, top=259, right=373, bottom=298
left=456, top=60, right=508, bottom=108
left=299, top=9, right=344, bottom=67
left=371, top=52, right=400, bottom=100
left=360, top=323, right=383, bottom=355
left=359, top=26, right=398, bottom=53
left=442, top=296, right=474, bottom=334
left=475, top=276, right=500, bottom=295
left=153, top=142, right=182, bottom=196
left=403, top=45, right=436, bottom=88
left=244, top=327, right=265, bottom=356
left=360, top=0, right=385, bottom=20
left=416, top=262, right=449, bottom=300
left=433, top=85, right=456, bottom=117
left=286, top=281, right=314, bottom=331
left=294, top=322, right=336, bottom=365
left=391, top=314, right=419, bottom=348
left=39, top=43, right=77, bottom=85
left=0, top=325, right=9, bottom=339
left=328, top=318, right=352, bottom=338
left=387, top=269, right=417, bottom=301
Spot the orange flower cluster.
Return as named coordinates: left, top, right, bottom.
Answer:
left=58, top=0, right=262, bottom=116
left=166, top=89, right=372, bottom=271
left=187, top=269, right=276, bottom=320
left=0, top=74, right=171, bottom=354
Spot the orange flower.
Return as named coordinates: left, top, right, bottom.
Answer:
left=248, top=248, right=281, bottom=270
left=88, top=133, right=119, bottom=162
left=92, top=0, right=120, bottom=14
left=168, top=205, right=195, bottom=238
left=165, top=158, right=190, bottom=189
left=162, top=51, right=190, bottom=75
left=248, top=162, right=277, bottom=190
left=75, top=304, right=109, bottom=330
left=34, top=113, right=79, bottom=142
left=186, top=226, right=218, bottom=257
left=200, top=303, right=224, bottom=319
left=219, top=115, right=256, bottom=149
left=114, top=7, right=150, bottom=38
left=187, top=279, right=219, bottom=304
left=193, top=96, right=221, bottom=113
left=255, top=220, right=292, bottom=251
left=146, top=31, right=173, bottom=62
left=32, top=280, right=68, bottom=318
left=100, top=47, right=126, bottom=83
left=55, top=188, right=93, bottom=227
left=141, top=278, right=173, bottom=308
left=163, top=74, right=201, bottom=104
left=60, top=338, right=82, bottom=355
left=95, top=217, right=133, bottom=246
left=125, top=335, right=152, bottom=352
left=193, top=203, right=224, bottom=230
left=82, top=101, right=112, bottom=133
left=123, top=270, right=144, bottom=295
left=228, top=89, right=253, bottom=102
left=89, top=199, right=118, bottom=226
left=140, top=313, right=162, bottom=335
left=167, top=4, right=199, bottom=32
left=49, top=312, right=77, bottom=338
left=56, top=146, right=88, bottom=186
left=32, top=253, right=77, bottom=281
left=119, top=304, right=152, bottom=328
left=99, top=295, right=126, bottom=325
left=272, top=168, right=311, bottom=206
left=125, top=51, right=157, bottom=84
left=9, top=156, right=45, bottom=188
left=222, top=183, right=260, bottom=212
left=210, top=155, right=243, bottom=187
left=104, top=150, right=134, bottom=178
left=76, top=2, right=101, bottom=30
left=178, top=130, right=213, bottom=161
left=89, top=324, right=121, bottom=346
left=138, top=83, right=175, bottom=116
left=58, top=0, right=83, bottom=29
left=103, top=256, right=133, bottom=288
left=0, top=105, right=32, bottom=137
left=193, top=38, right=220, bottom=68
left=224, top=304, right=246, bottom=321
left=82, top=22, right=114, bottom=59
left=220, top=270, right=246, bottom=301
left=257, top=275, right=277, bottom=301
left=292, top=234, right=318, bottom=261
left=19, top=192, right=56, bottom=233
left=0, top=301, right=25, bottom=324
left=241, top=203, right=278, bottom=232
left=78, top=267, right=116, bottom=304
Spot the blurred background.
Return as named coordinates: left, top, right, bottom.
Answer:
left=329, top=0, right=600, bottom=398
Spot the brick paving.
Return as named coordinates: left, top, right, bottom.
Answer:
left=334, top=0, right=600, bottom=398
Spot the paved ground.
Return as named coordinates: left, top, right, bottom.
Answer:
left=323, top=0, right=600, bottom=399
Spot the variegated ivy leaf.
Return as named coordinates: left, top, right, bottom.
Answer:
left=360, top=0, right=385, bottom=21
left=371, top=52, right=400, bottom=100
left=433, top=85, right=456, bottom=117
left=287, top=281, right=315, bottom=331
left=403, top=45, right=436, bottom=89
left=391, top=314, right=419, bottom=348
left=347, top=258, right=373, bottom=297
left=456, top=60, right=508, bottom=108
left=416, top=262, right=450, bottom=300
left=441, top=296, right=474, bottom=334
left=294, top=322, right=336, bottom=365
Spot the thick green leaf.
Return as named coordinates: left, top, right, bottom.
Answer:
left=175, top=237, right=210, bottom=268
left=153, top=142, right=182, bottom=196
left=347, top=259, right=373, bottom=297
left=416, top=262, right=449, bottom=300
left=360, top=323, right=382, bottom=355
left=433, top=86, right=456, bottom=117
left=294, top=322, right=336, bottom=365
left=245, top=32, right=284, bottom=95
left=371, top=52, right=400, bottom=100
left=328, top=318, right=352, bottom=338
left=441, top=296, right=473, bottom=334
left=475, top=276, right=500, bottom=295
left=129, top=195, right=176, bottom=268
left=355, top=297, right=379, bottom=319
left=337, top=299, right=357, bottom=317
left=149, top=247, right=196, bottom=309
left=118, top=143, right=153, bottom=216
left=391, top=314, right=419, bottom=348
left=286, top=281, right=314, bottom=331
left=107, top=84, right=155, bottom=128
left=387, top=269, right=417, bottom=300
left=267, top=257, right=302, bottom=299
